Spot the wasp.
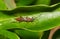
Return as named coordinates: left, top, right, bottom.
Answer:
left=15, top=16, right=34, bottom=22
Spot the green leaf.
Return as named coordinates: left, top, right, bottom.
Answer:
left=0, top=0, right=7, bottom=10
left=35, top=0, right=50, bottom=5
left=1, top=4, right=55, bottom=13
left=0, top=12, right=60, bottom=32
left=0, top=11, right=15, bottom=20
left=2, top=3, right=59, bottom=12
left=15, top=30, right=43, bottom=39
left=0, top=3, right=60, bottom=32
left=1, top=3, right=59, bottom=12
left=41, top=30, right=50, bottom=39
left=0, top=30, right=20, bottom=39
left=53, top=3, right=60, bottom=11
left=0, top=35, right=8, bottom=39
left=15, top=0, right=34, bottom=6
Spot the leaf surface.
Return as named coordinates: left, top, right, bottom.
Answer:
left=0, top=12, right=60, bottom=32
left=0, top=30, right=20, bottom=39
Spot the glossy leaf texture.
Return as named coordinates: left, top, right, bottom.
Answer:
left=0, top=0, right=60, bottom=39
left=0, top=11, right=60, bottom=32
left=0, top=30, right=20, bottom=39
left=0, top=3, right=60, bottom=32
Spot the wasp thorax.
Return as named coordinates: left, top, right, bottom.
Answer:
left=15, top=16, right=34, bottom=22
left=25, top=17, right=33, bottom=22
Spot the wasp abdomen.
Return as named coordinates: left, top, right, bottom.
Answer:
left=16, top=17, right=24, bottom=22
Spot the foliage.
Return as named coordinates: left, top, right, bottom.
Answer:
left=0, top=0, right=60, bottom=39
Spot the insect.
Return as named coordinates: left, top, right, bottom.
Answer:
left=15, top=16, right=24, bottom=22
left=16, top=16, right=34, bottom=22
left=25, top=17, right=34, bottom=22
